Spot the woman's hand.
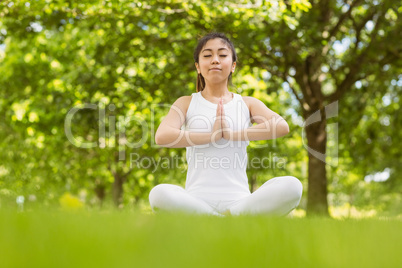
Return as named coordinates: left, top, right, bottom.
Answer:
left=212, top=98, right=224, bottom=142
left=220, top=99, right=232, bottom=140
left=212, top=98, right=232, bottom=142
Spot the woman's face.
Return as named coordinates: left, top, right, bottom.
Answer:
left=195, top=38, right=236, bottom=85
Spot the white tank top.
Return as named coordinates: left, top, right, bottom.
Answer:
left=184, top=91, right=252, bottom=200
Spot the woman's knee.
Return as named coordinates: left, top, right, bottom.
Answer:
left=271, top=176, right=303, bottom=214
left=269, top=176, right=302, bottom=200
left=279, top=176, right=303, bottom=201
left=149, top=184, right=172, bottom=206
left=149, top=184, right=183, bottom=208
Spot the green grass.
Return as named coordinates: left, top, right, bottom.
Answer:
left=0, top=209, right=401, bottom=268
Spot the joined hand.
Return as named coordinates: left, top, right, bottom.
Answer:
left=212, top=98, right=232, bottom=142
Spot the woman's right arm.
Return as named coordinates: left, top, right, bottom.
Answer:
left=155, top=96, right=223, bottom=148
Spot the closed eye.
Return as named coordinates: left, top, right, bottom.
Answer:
left=203, top=55, right=228, bottom=58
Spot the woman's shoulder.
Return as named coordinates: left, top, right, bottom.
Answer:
left=241, top=96, right=258, bottom=102
left=173, top=95, right=193, bottom=113
left=241, top=96, right=255, bottom=103
left=241, top=96, right=259, bottom=108
left=174, top=95, right=193, bottom=106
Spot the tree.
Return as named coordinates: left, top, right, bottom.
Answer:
left=229, top=0, right=402, bottom=215
left=1, top=0, right=303, bottom=207
left=1, top=0, right=401, bottom=214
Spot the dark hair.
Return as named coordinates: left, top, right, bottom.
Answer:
left=193, top=33, right=237, bottom=92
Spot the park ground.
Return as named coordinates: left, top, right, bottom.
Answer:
left=0, top=207, right=401, bottom=268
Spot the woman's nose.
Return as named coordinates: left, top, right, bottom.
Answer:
left=211, top=55, right=220, bottom=64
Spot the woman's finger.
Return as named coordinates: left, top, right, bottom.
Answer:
left=220, top=98, right=224, bottom=116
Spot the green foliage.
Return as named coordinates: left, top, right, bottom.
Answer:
left=0, top=0, right=401, bottom=214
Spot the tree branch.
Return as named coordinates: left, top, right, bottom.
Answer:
left=327, top=5, right=388, bottom=103
left=286, top=76, right=305, bottom=108
left=261, top=48, right=304, bottom=93
left=351, top=7, right=377, bottom=55
left=256, top=47, right=307, bottom=111
left=306, top=55, right=324, bottom=102
left=327, top=0, right=363, bottom=40
left=318, top=0, right=332, bottom=24
left=293, top=62, right=315, bottom=110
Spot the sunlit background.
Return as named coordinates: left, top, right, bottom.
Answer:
left=0, top=0, right=401, bottom=218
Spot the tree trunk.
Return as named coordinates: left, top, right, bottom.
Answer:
left=94, top=183, right=106, bottom=207
left=112, top=174, right=124, bottom=206
left=305, top=110, right=329, bottom=216
left=249, top=174, right=257, bottom=193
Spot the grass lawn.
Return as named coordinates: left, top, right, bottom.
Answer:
left=0, top=209, right=401, bottom=268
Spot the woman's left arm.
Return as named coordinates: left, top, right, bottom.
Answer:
left=223, top=96, right=289, bottom=141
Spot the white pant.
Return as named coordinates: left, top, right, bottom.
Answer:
left=149, top=176, right=303, bottom=216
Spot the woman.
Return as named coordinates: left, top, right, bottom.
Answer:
left=149, top=33, right=302, bottom=216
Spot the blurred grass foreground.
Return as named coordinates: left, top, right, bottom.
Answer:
left=0, top=209, right=401, bottom=268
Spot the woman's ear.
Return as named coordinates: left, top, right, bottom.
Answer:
left=195, top=62, right=200, bottom=74
left=231, top=62, right=236, bottom=73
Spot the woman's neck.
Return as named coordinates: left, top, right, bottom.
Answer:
left=201, top=83, right=233, bottom=104
left=203, top=80, right=231, bottom=96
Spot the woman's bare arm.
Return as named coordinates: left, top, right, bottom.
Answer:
left=223, top=96, right=289, bottom=141
left=155, top=96, right=224, bottom=148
